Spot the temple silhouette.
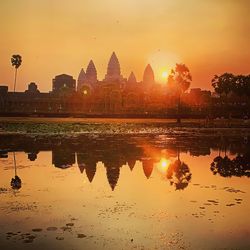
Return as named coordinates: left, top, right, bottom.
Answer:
left=0, top=52, right=212, bottom=116
left=1, top=134, right=249, bottom=190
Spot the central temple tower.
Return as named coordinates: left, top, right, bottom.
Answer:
left=104, top=52, right=124, bottom=82
left=143, top=64, right=155, bottom=84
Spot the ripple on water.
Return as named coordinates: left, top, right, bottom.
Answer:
left=56, top=236, right=64, bottom=240
left=77, top=233, right=87, bottom=238
left=32, top=228, right=43, bottom=232
left=46, top=227, right=57, bottom=231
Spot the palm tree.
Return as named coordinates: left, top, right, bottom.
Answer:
left=168, top=63, right=192, bottom=123
left=11, top=54, right=22, bottom=92
left=10, top=152, right=22, bottom=190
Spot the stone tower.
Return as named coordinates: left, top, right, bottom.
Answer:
left=86, top=60, right=97, bottom=84
left=77, top=68, right=86, bottom=91
left=105, top=52, right=123, bottom=82
left=143, top=64, right=155, bottom=84
left=128, top=72, right=137, bottom=83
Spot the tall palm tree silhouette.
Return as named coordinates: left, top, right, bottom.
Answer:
left=11, top=54, right=22, bottom=92
left=10, top=152, right=22, bottom=190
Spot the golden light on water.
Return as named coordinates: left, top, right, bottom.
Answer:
left=157, top=158, right=171, bottom=174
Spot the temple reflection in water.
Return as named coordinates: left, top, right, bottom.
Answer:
left=0, top=134, right=249, bottom=191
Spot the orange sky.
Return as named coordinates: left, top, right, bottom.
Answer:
left=0, top=0, right=249, bottom=92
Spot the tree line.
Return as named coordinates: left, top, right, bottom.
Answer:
left=212, top=73, right=250, bottom=98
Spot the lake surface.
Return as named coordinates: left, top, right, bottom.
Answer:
left=0, top=134, right=250, bottom=250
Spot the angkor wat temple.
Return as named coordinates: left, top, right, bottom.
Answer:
left=0, top=52, right=211, bottom=116
left=1, top=134, right=249, bottom=191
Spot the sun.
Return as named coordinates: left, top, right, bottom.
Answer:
left=147, top=51, right=181, bottom=82
left=161, top=71, right=168, bottom=79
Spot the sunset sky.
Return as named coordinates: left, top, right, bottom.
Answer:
left=0, top=0, right=249, bottom=92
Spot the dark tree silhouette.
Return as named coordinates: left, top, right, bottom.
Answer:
left=11, top=54, right=22, bottom=92
left=212, top=73, right=250, bottom=98
left=210, top=155, right=231, bottom=177
left=233, top=75, right=246, bottom=97
left=168, top=63, right=192, bottom=123
left=210, top=152, right=250, bottom=178
left=234, top=75, right=250, bottom=98
left=245, top=75, right=250, bottom=97
left=166, top=158, right=192, bottom=190
left=212, top=73, right=234, bottom=98
left=27, top=152, right=38, bottom=161
left=211, top=73, right=236, bottom=118
left=232, top=153, right=250, bottom=177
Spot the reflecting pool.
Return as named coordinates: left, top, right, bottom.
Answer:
left=0, top=134, right=250, bottom=249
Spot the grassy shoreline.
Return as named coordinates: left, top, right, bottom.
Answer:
left=0, top=117, right=250, bottom=136
left=0, top=116, right=249, bottom=125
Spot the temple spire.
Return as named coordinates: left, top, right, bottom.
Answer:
left=85, top=161, right=96, bottom=183
left=105, top=52, right=123, bottom=82
left=143, top=64, right=155, bottom=84
left=128, top=72, right=137, bottom=83
left=127, top=159, right=136, bottom=171
left=86, top=60, right=97, bottom=84
left=142, top=159, right=154, bottom=179
left=77, top=68, right=86, bottom=91
left=106, top=165, right=120, bottom=191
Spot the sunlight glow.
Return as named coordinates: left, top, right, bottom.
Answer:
left=162, top=71, right=168, bottom=79
left=147, top=51, right=181, bottom=83
left=157, top=158, right=171, bottom=174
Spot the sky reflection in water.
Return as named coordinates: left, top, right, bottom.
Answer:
left=0, top=135, right=250, bottom=250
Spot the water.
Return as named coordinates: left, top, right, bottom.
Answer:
left=0, top=134, right=249, bottom=249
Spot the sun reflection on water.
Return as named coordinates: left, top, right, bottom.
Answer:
left=157, top=158, right=171, bottom=174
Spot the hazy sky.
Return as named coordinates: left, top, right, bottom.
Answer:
left=0, top=0, right=249, bottom=92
